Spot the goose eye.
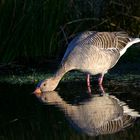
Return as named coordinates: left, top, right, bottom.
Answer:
left=43, top=83, right=46, bottom=86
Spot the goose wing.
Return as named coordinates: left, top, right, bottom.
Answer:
left=92, top=31, right=130, bottom=50
left=61, top=31, right=97, bottom=64
left=61, top=31, right=130, bottom=64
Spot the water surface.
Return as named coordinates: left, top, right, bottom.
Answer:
left=0, top=81, right=140, bottom=140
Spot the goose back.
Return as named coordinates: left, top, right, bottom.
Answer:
left=61, top=31, right=131, bottom=75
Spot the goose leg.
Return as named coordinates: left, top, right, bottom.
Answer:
left=87, top=74, right=91, bottom=93
left=98, top=74, right=105, bottom=93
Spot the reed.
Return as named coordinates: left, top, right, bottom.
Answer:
left=0, top=0, right=66, bottom=62
left=0, top=0, right=139, bottom=63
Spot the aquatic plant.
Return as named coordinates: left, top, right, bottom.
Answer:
left=0, top=0, right=139, bottom=63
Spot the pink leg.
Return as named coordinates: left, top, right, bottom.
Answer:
left=98, top=74, right=105, bottom=93
left=87, top=74, right=91, bottom=93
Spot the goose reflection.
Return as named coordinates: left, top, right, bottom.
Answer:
left=36, top=91, right=140, bottom=136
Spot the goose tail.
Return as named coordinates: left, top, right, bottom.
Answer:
left=120, top=37, right=140, bottom=56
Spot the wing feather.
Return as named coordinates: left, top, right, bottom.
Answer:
left=61, top=31, right=97, bottom=64
left=61, top=31, right=131, bottom=64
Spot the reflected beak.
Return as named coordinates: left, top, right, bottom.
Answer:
left=33, top=87, right=42, bottom=96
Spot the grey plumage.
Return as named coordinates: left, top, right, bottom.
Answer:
left=61, top=31, right=136, bottom=75
left=34, top=31, right=140, bottom=92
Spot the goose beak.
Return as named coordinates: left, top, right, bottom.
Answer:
left=33, top=87, right=42, bottom=96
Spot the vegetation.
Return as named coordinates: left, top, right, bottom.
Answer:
left=0, top=0, right=140, bottom=63
left=0, top=70, right=139, bottom=86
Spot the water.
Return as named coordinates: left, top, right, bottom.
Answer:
left=0, top=81, right=140, bottom=140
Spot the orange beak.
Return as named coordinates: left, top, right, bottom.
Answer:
left=33, top=87, right=42, bottom=96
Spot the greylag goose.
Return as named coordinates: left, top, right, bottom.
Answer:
left=34, top=31, right=140, bottom=94
left=38, top=91, right=140, bottom=136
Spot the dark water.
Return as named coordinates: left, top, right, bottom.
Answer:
left=0, top=81, right=140, bottom=140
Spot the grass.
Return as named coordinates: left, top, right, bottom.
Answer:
left=0, top=0, right=139, bottom=87
left=0, top=0, right=66, bottom=62
left=0, top=0, right=140, bottom=63
left=0, top=71, right=139, bottom=87
left=0, top=71, right=83, bottom=85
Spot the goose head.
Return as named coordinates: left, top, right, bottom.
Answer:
left=34, top=77, right=59, bottom=95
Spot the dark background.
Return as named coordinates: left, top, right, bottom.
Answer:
left=0, top=0, right=140, bottom=67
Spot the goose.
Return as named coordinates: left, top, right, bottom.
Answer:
left=37, top=91, right=140, bottom=136
left=34, top=31, right=140, bottom=94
